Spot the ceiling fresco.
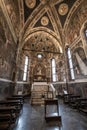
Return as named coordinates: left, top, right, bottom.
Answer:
left=0, top=0, right=87, bottom=82
left=23, top=0, right=76, bottom=27
left=0, top=0, right=85, bottom=53
left=20, top=0, right=83, bottom=49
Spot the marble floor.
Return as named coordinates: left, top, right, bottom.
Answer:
left=12, top=99, right=87, bottom=130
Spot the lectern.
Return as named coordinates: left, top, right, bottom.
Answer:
left=44, top=98, right=61, bottom=125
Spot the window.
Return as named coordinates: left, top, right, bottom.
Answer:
left=67, top=48, right=75, bottom=80
left=85, top=29, right=87, bottom=38
left=23, top=56, right=29, bottom=81
left=51, top=58, right=56, bottom=82
left=37, top=54, right=42, bottom=59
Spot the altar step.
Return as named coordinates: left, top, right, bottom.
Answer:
left=31, top=82, right=49, bottom=105
left=31, top=83, right=56, bottom=105
left=31, top=98, right=44, bottom=105
left=31, top=91, right=48, bottom=105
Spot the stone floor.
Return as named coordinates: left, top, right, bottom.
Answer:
left=12, top=99, right=87, bottom=130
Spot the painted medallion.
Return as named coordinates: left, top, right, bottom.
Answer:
left=41, top=16, right=49, bottom=26
left=58, top=3, right=68, bottom=16
left=25, top=0, right=36, bottom=9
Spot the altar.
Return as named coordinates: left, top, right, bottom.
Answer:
left=33, top=75, right=47, bottom=82
left=31, top=82, right=48, bottom=91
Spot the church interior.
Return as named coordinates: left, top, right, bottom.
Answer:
left=0, top=0, right=87, bottom=130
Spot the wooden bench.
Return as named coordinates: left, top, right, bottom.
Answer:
left=7, top=96, right=23, bottom=103
left=69, top=95, right=81, bottom=108
left=0, top=123, right=10, bottom=130
left=0, top=99, right=23, bottom=114
left=0, top=106, right=17, bottom=123
left=0, top=114, right=11, bottom=130
left=63, top=94, right=72, bottom=104
left=12, top=93, right=30, bottom=102
left=77, top=98, right=87, bottom=114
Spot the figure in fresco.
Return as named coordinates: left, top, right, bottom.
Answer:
left=6, top=4, right=18, bottom=34
left=0, top=16, right=11, bottom=49
left=75, top=52, right=87, bottom=75
left=4, top=30, right=11, bottom=49
left=25, top=0, right=36, bottom=9
left=6, top=4, right=16, bottom=24
left=37, top=66, right=42, bottom=75
left=0, top=11, right=14, bottom=79
left=75, top=66, right=80, bottom=75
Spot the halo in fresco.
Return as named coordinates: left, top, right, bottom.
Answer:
left=25, top=0, right=36, bottom=9
left=41, top=16, right=49, bottom=26
left=58, top=3, right=68, bottom=16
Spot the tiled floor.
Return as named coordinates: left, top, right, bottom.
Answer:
left=12, top=99, right=87, bottom=130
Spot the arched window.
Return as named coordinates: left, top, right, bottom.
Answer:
left=51, top=58, right=56, bottom=82
left=23, top=56, right=29, bottom=81
left=67, top=48, right=75, bottom=80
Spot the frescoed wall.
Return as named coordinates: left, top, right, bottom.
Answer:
left=4, top=0, right=20, bottom=36
left=0, top=8, right=16, bottom=97
left=72, top=46, right=87, bottom=79
left=0, top=9, right=16, bottom=79
left=66, top=0, right=87, bottom=44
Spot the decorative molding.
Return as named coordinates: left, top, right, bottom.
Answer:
left=17, top=81, right=29, bottom=84
left=0, top=78, right=12, bottom=83
left=70, top=36, right=81, bottom=49
left=18, top=0, right=24, bottom=30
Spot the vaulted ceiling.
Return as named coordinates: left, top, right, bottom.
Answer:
left=0, top=0, right=85, bottom=54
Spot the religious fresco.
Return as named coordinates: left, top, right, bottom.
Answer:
left=23, top=33, right=59, bottom=53
left=66, top=0, right=87, bottom=44
left=72, top=47, right=87, bottom=79
left=58, top=3, right=69, bottom=16
left=34, top=12, right=54, bottom=31
left=23, top=0, right=40, bottom=21
left=4, top=0, right=20, bottom=36
left=33, top=63, right=46, bottom=81
left=0, top=9, right=16, bottom=80
left=41, top=16, right=49, bottom=26
left=54, top=0, right=76, bottom=27
left=25, top=0, right=36, bottom=9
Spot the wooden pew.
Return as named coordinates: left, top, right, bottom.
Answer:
left=0, top=106, right=17, bottom=123
left=7, top=97, right=23, bottom=107
left=0, top=99, right=23, bottom=113
left=0, top=114, right=11, bottom=130
left=77, top=98, right=87, bottom=114
left=0, top=98, right=24, bottom=129
left=69, top=95, right=81, bottom=108
left=63, top=94, right=72, bottom=104
left=12, top=93, right=30, bottom=102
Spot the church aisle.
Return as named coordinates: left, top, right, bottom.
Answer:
left=12, top=99, right=87, bottom=130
